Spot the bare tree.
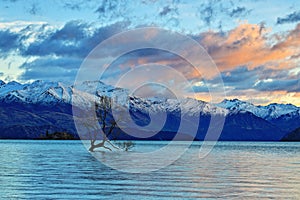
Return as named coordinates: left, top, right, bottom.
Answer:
left=86, top=96, right=134, bottom=152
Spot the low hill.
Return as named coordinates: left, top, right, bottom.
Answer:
left=281, top=127, right=300, bottom=141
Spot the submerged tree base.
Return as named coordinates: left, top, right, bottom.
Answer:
left=89, top=140, right=134, bottom=152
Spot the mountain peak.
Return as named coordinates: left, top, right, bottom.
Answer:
left=32, top=80, right=43, bottom=84
left=222, top=98, right=246, bottom=103
left=219, top=98, right=251, bottom=107
left=7, top=81, right=21, bottom=86
left=217, top=98, right=300, bottom=121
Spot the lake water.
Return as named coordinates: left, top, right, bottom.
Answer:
left=0, top=140, right=299, bottom=199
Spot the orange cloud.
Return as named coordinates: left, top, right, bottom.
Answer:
left=104, top=25, right=300, bottom=106
left=125, top=23, right=299, bottom=81
left=226, top=90, right=300, bottom=106
left=270, top=91, right=300, bottom=106
left=199, top=22, right=300, bottom=71
left=273, top=24, right=300, bottom=50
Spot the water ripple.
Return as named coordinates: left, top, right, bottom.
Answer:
left=0, top=140, right=299, bottom=199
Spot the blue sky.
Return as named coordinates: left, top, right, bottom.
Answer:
left=0, top=0, right=299, bottom=105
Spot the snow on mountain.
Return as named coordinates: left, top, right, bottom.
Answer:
left=59, top=80, right=226, bottom=116
left=0, top=80, right=298, bottom=120
left=0, top=80, right=71, bottom=104
left=262, top=103, right=299, bottom=119
left=0, top=80, right=298, bottom=140
left=73, top=80, right=129, bottom=105
left=217, top=99, right=300, bottom=120
left=129, top=96, right=228, bottom=116
left=0, top=81, right=25, bottom=96
left=0, top=80, right=228, bottom=116
left=164, top=98, right=228, bottom=116
left=72, top=81, right=228, bottom=116
left=273, top=109, right=300, bottom=122
left=73, top=81, right=128, bottom=96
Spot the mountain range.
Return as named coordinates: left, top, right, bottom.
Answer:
left=0, top=80, right=299, bottom=141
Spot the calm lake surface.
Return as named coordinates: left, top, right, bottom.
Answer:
left=0, top=140, right=299, bottom=199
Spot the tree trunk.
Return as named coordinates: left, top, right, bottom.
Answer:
left=89, top=140, right=105, bottom=152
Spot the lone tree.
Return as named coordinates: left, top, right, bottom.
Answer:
left=81, top=96, right=134, bottom=152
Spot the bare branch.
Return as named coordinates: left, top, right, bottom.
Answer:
left=106, top=140, right=121, bottom=150
left=102, top=145, right=112, bottom=151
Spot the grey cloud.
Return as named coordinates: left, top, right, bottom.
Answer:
left=19, top=57, right=81, bottom=82
left=254, top=79, right=300, bottom=92
left=0, top=30, right=20, bottom=56
left=207, top=66, right=298, bottom=93
left=64, top=2, right=81, bottom=10
left=23, top=21, right=88, bottom=57
left=198, top=3, right=214, bottom=26
left=95, top=0, right=117, bottom=14
left=229, top=7, right=249, bottom=18
left=159, top=6, right=172, bottom=16
left=23, top=20, right=129, bottom=58
left=291, top=54, right=300, bottom=59
left=63, top=0, right=89, bottom=11
left=28, top=3, right=39, bottom=15
left=94, top=0, right=128, bottom=20
left=204, top=66, right=258, bottom=90
left=191, top=85, right=209, bottom=93
left=277, top=11, right=300, bottom=24
left=159, top=5, right=178, bottom=17
left=0, top=20, right=130, bottom=82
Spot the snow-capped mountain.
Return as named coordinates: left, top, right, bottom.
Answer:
left=0, top=80, right=69, bottom=104
left=0, top=81, right=25, bottom=96
left=0, top=80, right=127, bottom=106
left=0, top=80, right=227, bottom=116
left=0, top=80, right=298, bottom=140
left=129, top=96, right=228, bottom=117
left=217, top=99, right=300, bottom=120
left=1, top=80, right=299, bottom=120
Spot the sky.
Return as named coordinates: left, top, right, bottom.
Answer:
left=0, top=0, right=299, bottom=105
